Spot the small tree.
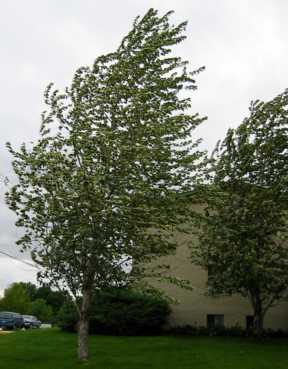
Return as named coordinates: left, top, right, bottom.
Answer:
left=0, top=283, right=31, bottom=314
left=19, top=282, right=67, bottom=314
left=30, top=298, right=53, bottom=322
left=6, top=9, right=205, bottom=360
left=192, top=89, right=288, bottom=335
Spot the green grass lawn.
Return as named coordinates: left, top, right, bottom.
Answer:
left=0, top=328, right=287, bottom=369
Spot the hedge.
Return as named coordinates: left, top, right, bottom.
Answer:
left=58, top=288, right=170, bottom=335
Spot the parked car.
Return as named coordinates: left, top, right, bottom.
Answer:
left=0, top=312, right=24, bottom=330
left=22, top=315, right=41, bottom=329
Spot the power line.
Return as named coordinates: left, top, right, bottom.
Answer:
left=0, top=250, right=39, bottom=269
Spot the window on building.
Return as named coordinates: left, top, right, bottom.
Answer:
left=246, top=315, right=254, bottom=330
left=207, top=314, right=224, bottom=329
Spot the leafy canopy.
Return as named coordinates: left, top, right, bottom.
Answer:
left=0, top=282, right=54, bottom=321
left=192, top=89, right=288, bottom=324
left=6, top=9, right=206, bottom=300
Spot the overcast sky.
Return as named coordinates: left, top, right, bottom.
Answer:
left=0, top=0, right=287, bottom=295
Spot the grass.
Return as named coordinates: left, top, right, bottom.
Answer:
left=0, top=328, right=287, bottom=369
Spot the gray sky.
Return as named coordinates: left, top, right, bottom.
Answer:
left=0, top=0, right=287, bottom=294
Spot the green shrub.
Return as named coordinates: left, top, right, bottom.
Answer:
left=58, top=288, right=170, bottom=335
left=57, top=301, right=78, bottom=332
left=30, top=298, right=53, bottom=323
left=165, top=325, right=209, bottom=336
left=165, top=325, right=288, bottom=338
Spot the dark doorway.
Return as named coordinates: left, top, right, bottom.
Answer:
left=246, top=315, right=254, bottom=330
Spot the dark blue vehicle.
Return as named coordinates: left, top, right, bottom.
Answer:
left=22, top=315, right=41, bottom=329
left=0, top=312, right=24, bottom=330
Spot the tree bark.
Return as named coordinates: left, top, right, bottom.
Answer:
left=254, top=311, right=264, bottom=337
left=77, top=288, right=92, bottom=361
left=253, top=292, right=264, bottom=337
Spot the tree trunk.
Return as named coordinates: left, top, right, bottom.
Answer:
left=254, top=311, right=264, bottom=337
left=77, top=288, right=92, bottom=361
left=253, top=293, right=264, bottom=337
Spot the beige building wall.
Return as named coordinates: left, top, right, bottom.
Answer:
left=156, top=229, right=288, bottom=330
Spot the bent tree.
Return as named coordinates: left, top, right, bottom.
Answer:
left=192, top=90, right=288, bottom=336
left=6, top=9, right=205, bottom=361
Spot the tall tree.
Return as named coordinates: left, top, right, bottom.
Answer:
left=6, top=9, right=205, bottom=360
left=192, top=89, right=288, bottom=335
left=0, top=282, right=61, bottom=321
left=30, top=298, right=53, bottom=322
left=0, top=283, right=31, bottom=314
left=18, top=282, right=67, bottom=313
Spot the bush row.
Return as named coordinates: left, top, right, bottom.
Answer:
left=57, top=288, right=288, bottom=338
left=165, top=324, right=288, bottom=338
left=57, top=288, right=170, bottom=335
